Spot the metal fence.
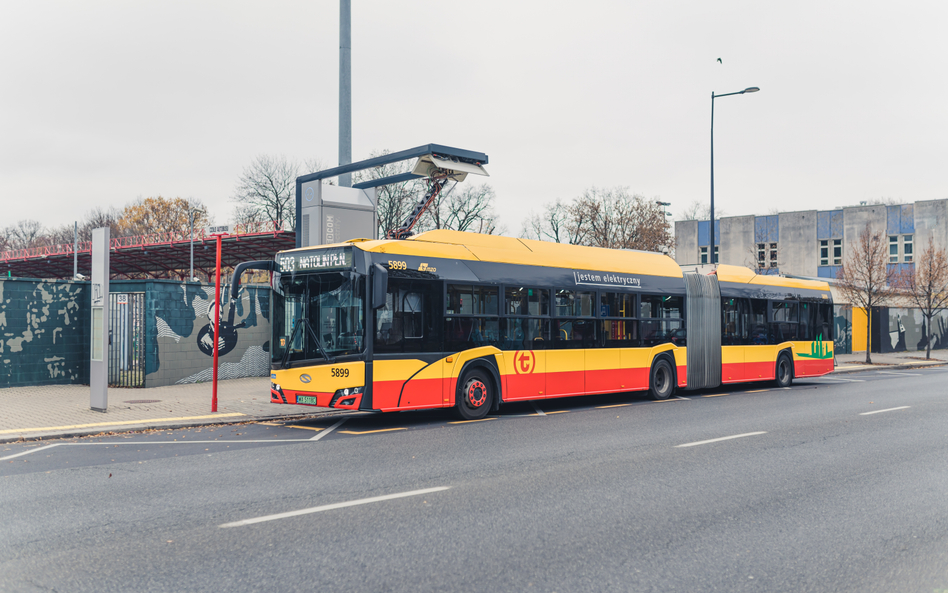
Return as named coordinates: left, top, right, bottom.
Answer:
left=109, top=292, right=146, bottom=387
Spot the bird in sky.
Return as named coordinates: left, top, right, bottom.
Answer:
left=716, top=58, right=722, bottom=64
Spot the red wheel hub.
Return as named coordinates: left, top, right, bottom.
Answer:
left=467, top=381, right=487, bottom=407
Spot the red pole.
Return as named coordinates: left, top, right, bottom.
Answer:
left=212, top=234, right=222, bottom=412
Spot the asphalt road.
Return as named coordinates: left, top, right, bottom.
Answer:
left=2, top=367, right=948, bottom=592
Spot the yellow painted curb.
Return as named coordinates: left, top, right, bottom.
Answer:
left=0, top=413, right=246, bottom=435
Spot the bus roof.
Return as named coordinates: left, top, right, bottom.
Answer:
left=286, top=230, right=685, bottom=279
left=713, top=264, right=831, bottom=292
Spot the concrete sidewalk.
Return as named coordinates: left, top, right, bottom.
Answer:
left=0, top=377, right=337, bottom=444
left=832, top=349, right=948, bottom=372
left=2, top=350, right=946, bottom=444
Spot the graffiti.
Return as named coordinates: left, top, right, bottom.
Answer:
left=833, top=305, right=852, bottom=355
left=195, top=297, right=245, bottom=357
left=149, top=283, right=269, bottom=386
left=0, top=279, right=87, bottom=387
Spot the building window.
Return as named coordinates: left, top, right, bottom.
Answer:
left=758, top=243, right=766, bottom=267
left=903, top=235, right=913, bottom=262
left=713, top=245, right=719, bottom=264
left=889, top=236, right=899, bottom=263
left=821, top=239, right=842, bottom=266
left=769, top=243, right=778, bottom=268
left=700, top=246, right=708, bottom=264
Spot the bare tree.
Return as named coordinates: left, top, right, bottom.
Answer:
left=232, top=155, right=321, bottom=229
left=79, top=206, right=123, bottom=240
left=896, top=235, right=948, bottom=359
left=568, top=187, right=674, bottom=252
left=353, top=150, right=426, bottom=239
left=520, top=199, right=582, bottom=244
left=418, top=183, right=501, bottom=234
left=678, top=200, right=725, bottom=221
left=836, top=223, right=898, bottom=363
left=1, top=220, right=46, bottom=251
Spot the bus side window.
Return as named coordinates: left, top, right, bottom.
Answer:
left=748, top=299, right=769, bottom=344
left=722, top=298, right=741, bottom=345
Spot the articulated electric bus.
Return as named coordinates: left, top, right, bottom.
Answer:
left=231, top=230, right=834, bottom=420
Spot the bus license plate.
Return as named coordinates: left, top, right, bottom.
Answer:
left=296, top=395, right=320, bottom=405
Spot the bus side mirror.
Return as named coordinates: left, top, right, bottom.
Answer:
left=371, top=263, right=388, bottom=309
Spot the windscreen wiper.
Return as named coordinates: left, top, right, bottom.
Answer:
left=280, top=317, right=335, bottom=369
left=301, top=318, right=335, bottom=364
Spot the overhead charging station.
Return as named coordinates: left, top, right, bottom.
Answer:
left=294, top=143, right=489, bottom=248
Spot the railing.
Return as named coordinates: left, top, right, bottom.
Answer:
left=0, top=220, right=290, bottom=261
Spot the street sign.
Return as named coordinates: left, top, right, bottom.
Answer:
left=207, top=225, right=231, bottom=235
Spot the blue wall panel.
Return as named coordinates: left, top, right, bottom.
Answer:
left=900, top=204, right=914, bottom=234
left=887, top=205, right=901, bottom=234
left=697, top=220, right=720, bottom=246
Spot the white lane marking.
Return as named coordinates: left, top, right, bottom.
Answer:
left=876, top=371, right=921, bottom=376
left=309, top=418, right=347, bottom=441
left=819, top=377, right=866, bottom=382
left=0, top=443, right=61, bottom=461
left=64, top=439, right=314, bottom=446
left=860, top=406, right=910, bottom=415
left=219, top=486, right=451, bottom=528
left=676, top=395, right=691, bottom=400
left=675, top=431, right=767, bottom=448
left=531, top=402, right=547, bottom=416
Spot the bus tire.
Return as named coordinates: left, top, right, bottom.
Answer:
left=775, top=352, right=793, bottom=388
left=648, top=357, right=675, bottom=400
left=455, top=369, right=493, bottom=420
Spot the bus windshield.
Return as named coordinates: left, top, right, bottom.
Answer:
left=272, top=272, right=365, bottom=365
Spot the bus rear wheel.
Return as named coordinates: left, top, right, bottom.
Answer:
left=649, top=357, right=675, bottom=400
left=455, top=369, right=493, bottom=420
left=775, top=353, right=793, bottom=388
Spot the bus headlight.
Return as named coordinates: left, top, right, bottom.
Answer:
left=330, top=386, right=364, bottom=407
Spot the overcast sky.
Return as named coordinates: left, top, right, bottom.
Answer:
left=2, top=1, right=946, bottom=237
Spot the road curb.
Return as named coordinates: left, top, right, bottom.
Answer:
left=0, top=409, right=351, bottom=445
left=831, top=361, right=946, bottom=374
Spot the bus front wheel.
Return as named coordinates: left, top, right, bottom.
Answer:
left=455, top=369, right=493, bottom=420
left=648, top=357, right=675, bottom=400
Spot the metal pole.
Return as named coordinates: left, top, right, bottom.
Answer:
left=339, top=0, right=352, bottom=187
left=710, top=92, right=715, bottom=265
left=189, top=209, right=194, bottom=281
left=212, top=234, right=222, bottom=412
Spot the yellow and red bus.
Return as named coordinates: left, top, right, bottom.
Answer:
left=233, top=230, right=834, bottom=420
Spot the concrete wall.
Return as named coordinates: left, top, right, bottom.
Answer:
left=719, top=216, right=755, bottom=269
left=778, top=210, right=819, bottom=277
left=841, top=205, right=887, bottom=251
left=0, top=279, right=89, bottom=387
left=913, top=199, right=948, bottom=252
left=675, top=220, right=699, bottom=264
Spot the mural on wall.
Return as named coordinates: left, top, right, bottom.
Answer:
left=881, top=307, right=948, bottom=354
left=0, top=279, right=88, bottom=387
left=196, top=297, right=245, bottom=357
left=146, top=282, right=270, bottom=386
left=833, top=305, right=852, bottom=355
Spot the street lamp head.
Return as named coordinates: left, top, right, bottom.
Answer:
left=742, top=87, right=760, bottom=94
left=656, top=201, right=671, bottom=206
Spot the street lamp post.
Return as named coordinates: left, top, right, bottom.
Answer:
left=656, top=200, right=671, bottom=219
left=711, top=86, right=759, bottom=264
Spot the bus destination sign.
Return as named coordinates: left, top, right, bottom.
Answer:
left=278, top=247, right=353, bottom=273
